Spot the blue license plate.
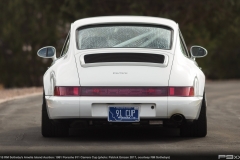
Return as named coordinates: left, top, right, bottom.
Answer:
left=108, top=106, right=139, bottom=122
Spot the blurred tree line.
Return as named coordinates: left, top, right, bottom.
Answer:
left=0, top=0, right=240, bottom=88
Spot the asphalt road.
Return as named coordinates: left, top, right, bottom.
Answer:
left=0, top=81, right=240, bottom=158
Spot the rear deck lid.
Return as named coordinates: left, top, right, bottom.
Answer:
left=75, top=49, right=173, bottom=86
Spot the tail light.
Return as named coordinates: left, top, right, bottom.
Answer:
left=54, top=86, right=194, bottom=97
left=54, top=86, right=79, bottom=96
left=168, top=87, right=194, bottom=97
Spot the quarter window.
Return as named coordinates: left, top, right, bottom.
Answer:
left=179, top=30, right=190, bottom=58
left=60, top=33, right=70, bottom=57
left=180, top=36, right=188, bottom=57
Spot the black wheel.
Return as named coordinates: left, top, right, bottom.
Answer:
left=42, top=91, right=69, bottom=137
left=180, top=92, right=207, bottom=137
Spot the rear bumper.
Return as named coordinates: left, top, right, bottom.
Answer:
left=45, top=96, right=202, bottom=120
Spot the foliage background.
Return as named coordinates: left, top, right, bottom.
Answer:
left=0, top=0, right=240, bottom=88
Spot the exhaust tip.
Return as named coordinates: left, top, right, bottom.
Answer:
left=170, top=114, right=184, bottom=123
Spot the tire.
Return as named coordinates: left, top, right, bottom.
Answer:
left=42, top=91, right=69, bottom=137
left=180, top=92, right=207, bottom=137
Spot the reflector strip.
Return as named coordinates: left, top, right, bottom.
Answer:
left=169, top=87, right=175, bottom=96
left=54, top=86, right=194, bottom=97
left=81, top=87, right=168, bottom=96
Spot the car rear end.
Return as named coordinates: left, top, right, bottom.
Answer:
left=45, top=16, right=202, bottom=129
left=46, top=52, right=201, bottom=128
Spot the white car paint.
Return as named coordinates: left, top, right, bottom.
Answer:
left=75, top=49, right=173, bottom=87
left=40, top=16, right=206, bottom=120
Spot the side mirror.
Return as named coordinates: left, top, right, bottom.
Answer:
left=37, top=46, right=57, bottom=61
left=190, top=46, right=207, bottom=58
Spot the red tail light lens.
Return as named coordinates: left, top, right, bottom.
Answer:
left=54, top=86, right=79, bottom=96
left=54, top=86, right=194, bottom=97
left=168, top=87, right=194, bottom=97
left=81, top=87, right=168, bottom=96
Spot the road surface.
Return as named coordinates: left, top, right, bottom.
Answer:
left=0, top=81, right=240, bottom=159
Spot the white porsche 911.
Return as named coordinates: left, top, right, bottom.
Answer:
left=37, top=16, right=207, bottom=137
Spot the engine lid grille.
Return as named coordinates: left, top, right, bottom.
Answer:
left=84, top=53, right=165, bottom=64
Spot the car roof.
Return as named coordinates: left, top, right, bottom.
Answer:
left=72, top=16, right=178, bottom=30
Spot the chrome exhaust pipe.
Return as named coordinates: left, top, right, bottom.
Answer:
left=170, top=114, right=184, bottom=125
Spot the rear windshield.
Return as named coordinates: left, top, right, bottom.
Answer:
left=76, top=25, right=172, bottom=50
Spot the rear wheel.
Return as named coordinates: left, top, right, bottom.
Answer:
left=42, top=91, right=69, bottom=137
left=180, top=92, right=207, bottom=137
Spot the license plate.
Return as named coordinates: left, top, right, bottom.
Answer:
left=108, top=106, right=139, bottom=122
